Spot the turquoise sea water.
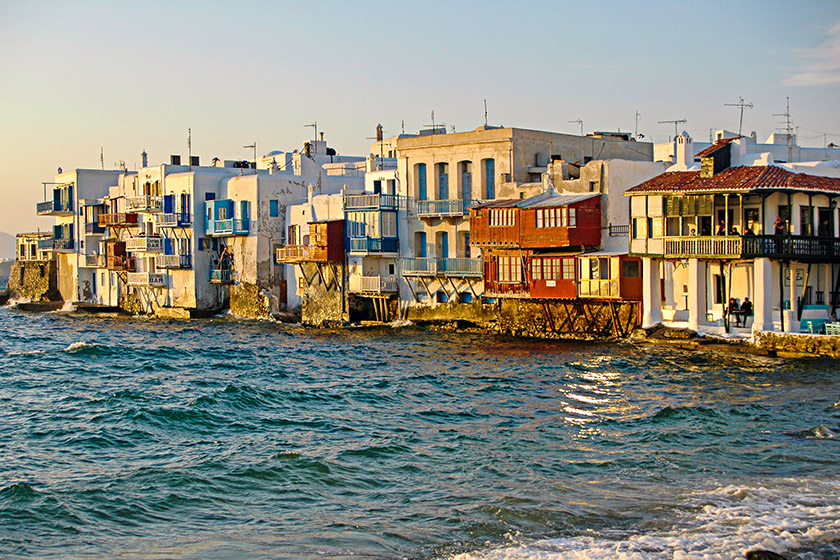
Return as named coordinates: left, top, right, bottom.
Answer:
left=0, top=306, right=839, bottom=559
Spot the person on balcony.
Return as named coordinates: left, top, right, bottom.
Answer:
left=744, top=226, right=755, bottom=236
left=717, top=221, right=726, bottom=236
left=773, top=217, right=785, bottom=236
left=729, top=226, right=740, bottom=236
left=689, top=228, right=697, bottom=236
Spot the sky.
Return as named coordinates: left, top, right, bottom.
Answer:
left=1, top=0, right=839, bottom=239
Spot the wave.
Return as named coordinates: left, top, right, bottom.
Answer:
left=63, top=341, right=105, bottom=354
left=446, top=479, right=840, bottom=560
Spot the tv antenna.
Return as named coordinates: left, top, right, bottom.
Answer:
left=484, top=99, right=488, bottom=126
left=100, top=147, right=104, bottom=170
left=423, top=111, right=445, bottom=135
left=243, top=142, right=256, bottom=164
left=634, top=111, right=642, bottom=138
left=724, top=97, right=753, bottom=136
left=773, top=97, right=793, bottom=163
left=658, top=119, right=687, bottom=139
left=569, top=119, right=583, bottom=136
left=304, top=121, right=317, bottom=140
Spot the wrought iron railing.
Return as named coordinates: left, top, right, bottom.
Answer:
left=662, top=235, right=840, bottom=260
left=349, top=237, right=398, bottom=254
left=156, top=213, right=191, bottom=227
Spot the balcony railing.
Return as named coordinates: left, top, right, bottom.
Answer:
left=156, top=254, right=192, bottom=269
left=36, top=237, right=74, bottom=251
left=211, top=219, right=249, bottom=236
left=402, top=257, right=483, bottom=277
left=126, top=236, right=164, bottom=253
left=85, top=222, right=105, bottom=235
left=349, top=237, right=398, bottom=255
left=661, top=235, right=840, bottom=261
left=276, top=245, right=311, bottom=263
left=127, top=272, right=167, bottom=287
left=210, top=269, right=236, bottom=284
left=36, top=199, right=73, bottom=216
left=107, top=256, right=135, bottom=271
left=99, top=213, right=139, bottom=227
left=156, top=212, right=192, bottom=227
left=343, top=193, right=398, bottom=210
left=83, top=254, right=105, bottom=267
left=609, top=224, right=630, bottom=237
left=126, top=195, right=163, bottom=213
left=350, top=275, right=399, bottom=294
left=579, top=279, right=620, bottom=298
left=417, top=199, right=478, bottom=218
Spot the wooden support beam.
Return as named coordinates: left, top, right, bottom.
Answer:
left=558, top=300, right=576, bottom=333
left=608, top=300, right=621, bottom=338
left=418, top=277, right=433, bottom=301
left=297, top=263, right=313, bottom=287
left=406, top=279, right=419, bottom=303
left=447, top=277, right=460, bottom=303
left=541, top=300, right=557, bottom=334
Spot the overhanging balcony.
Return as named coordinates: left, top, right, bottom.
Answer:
left=99, top=213, right=139, bottom=227
left=107, top=256, right=135, bottom=271
left=402, top=257, right=483, bottom=277
left=349, top=237, right=398, bottom=256
left=126, top=236, right=164, bottom=253
left=210, top=269, right=236, bottom=284
left=276, top=245, right=311, bottom=264
left=349, top=275, right=398, bottom=294
left=83, top=254, right=105, bottom=268
left=37, top=199, right=73, bottom=216
left=156, top=254, right=192, bottom=269
left=156, top=212, right=191, bottom=227
left=209, top=219, right=249, bottom=236
left=343, top=193, right=398, bottom=210
left=37, top=237, right=74, bottom=251
left=126, top=195, right=163, bottom=213
left=661, top=235, right=840, bottom=262
left=417, top=199, right=477, bottom=218
left=127, top=272, right=167, bottom=287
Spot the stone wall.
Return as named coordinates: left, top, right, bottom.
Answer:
left=230, top=282, right=271, bottom=319
left=300, top=262, right=347, bottom=326
left=6, top=260, right=61, bottom=301
left=405, top=301, right=498, bottom=327
left=753, top=331, right=840, bottom=358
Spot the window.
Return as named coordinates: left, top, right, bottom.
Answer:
left=269, top=200, right=279, bottom=217
left=536, top=210, right=543, bottom=228
left=532, top=259, right=542, bottom=280
left=622, top=260, right=640, bottom=278
left=415, top=232, right=427, bottom=257
left=382, top=212, right=397, bottom=237
left=569, top=208, right=576, bottom=227
left=562, top=259, right=575, bottom=279
left=373, top=180, right=382, bottom=194
left=498, top=256, right=522, bottom=283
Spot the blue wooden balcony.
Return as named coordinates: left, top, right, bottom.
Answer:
left=156, top=254, right=192, bottom=269
left=36, top=199, right=73, bottom=216
left=208, top=218, right=249, bottom=236
left=349, top=236, right=398, bottom=255
left=417, top=199, right=478, bottom=218
left=156, top=212, right=192, bottom=227
left=210, top=269, right=237, bottom=284
left=402, top=257, right=482, bottom=277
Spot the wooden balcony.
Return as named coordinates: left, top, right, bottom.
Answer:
left=126, top=236, right=164, bottom=253
left=343, top=193, right=399, bottom=210
left=276, top=245, right=311, bottom=264
left=107, top=256, right=135, bottom=271
left=348, top=236, right=398, bottom=256
left=156, top=254, right=192, bottom=269
left=83, top=254, right=105, bottom=268
left=402, top=257, right=483, bottom=277
left=661, top=235, right=840, bottom=262
left=349, top=275, right=398, bottom=294
left=37, top=237, right=74, bottom=251
left=156, top=212, right=191, bottom=227
left=36, top=199, right=73, bottom=216
left=210, top=269, right=236, bottom=284
left=126, top=195, right=163, bottom=213
left=99, top=213, right=139, bottom=227
left=417, top=199, right=478, bottom=218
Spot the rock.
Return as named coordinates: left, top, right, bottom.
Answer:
left=745, top=550, right=786, bottom=560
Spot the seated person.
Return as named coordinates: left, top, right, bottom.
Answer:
left=728, top=297, right=741, bottom=326
left=740, top=297, right=753, bottom=322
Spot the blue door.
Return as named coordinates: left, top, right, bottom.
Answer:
left=440, top=232, right=449, bottom=258
left=485, top=159, right=495, bottom=199
left=418, top=164, right=427, bottom=201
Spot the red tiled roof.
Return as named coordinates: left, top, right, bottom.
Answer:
left=625, top=165, right=840, bottom=196
left=693, top=136, right=742, bottom=158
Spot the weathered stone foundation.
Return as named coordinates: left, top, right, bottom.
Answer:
left=7, top=260, right=61, bottom=301
left=754, top=331, right=840, bottom=358
left=230, top=282, right=271, bottom=319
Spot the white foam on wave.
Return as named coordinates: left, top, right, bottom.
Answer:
left=63, top=341, right=97, bottom=353
left=445, top=478, right=840, bottom=560
left=389, top=318, right=413, bottom=328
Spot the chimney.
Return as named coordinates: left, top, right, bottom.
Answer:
left=141, top=150, right=148, bottom=167
left=675, top=131, right=693, bottom=168
left=170, top=155, right=181, bottom=165
left=190, top=156, right=199, bottom=166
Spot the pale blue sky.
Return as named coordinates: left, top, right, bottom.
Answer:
left=2, top=0, right=839, bottom=235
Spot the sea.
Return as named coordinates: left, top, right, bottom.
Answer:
left=1, top=306, right=839, bottom=560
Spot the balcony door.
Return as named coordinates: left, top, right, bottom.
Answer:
left=437, top=163, right=449, bottom=200
left=460, top=161, right=473, bottom=201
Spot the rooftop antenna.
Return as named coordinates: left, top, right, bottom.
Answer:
left=634, top=111, right=641, bottom=138
left=569, top=119, right=583, bottom=136
left=100, top=147, right=104, bottom=170
left=658, top=119, right=687, bottom=140
left=724, top=97, right=753, bottom=136
left=423, top=111, right=444, bottom=135
left=304, top=121, right=317, bottom=140
left=243, top=142, right=256, bottom=165
left=401, top=120, right=405, bottom=134
left=484, top=99, right=488, bottom=127
left=773, top=96, right=793, bottom=163
left=188, top=128, right=192, bottom=166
